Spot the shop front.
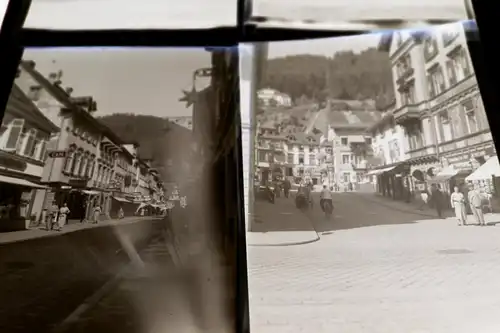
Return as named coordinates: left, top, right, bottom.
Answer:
left=0, top=151, right=48, bottom=231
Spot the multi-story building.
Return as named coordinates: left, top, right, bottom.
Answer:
left=308, top=104, right=381, bottom=187
left=17, top=61, right=105, bottom=221
left=0, top=83, right=59, bottom=230
left=378, top=21, right=494, bottom=196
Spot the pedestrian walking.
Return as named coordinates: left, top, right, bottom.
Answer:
left=283, top=178, right=291, bottom=198
left=57, top=203, right=70, bottom=231
left=468, top=184, right=486, bottom=226
left=417, top=188, right=429, bottom=210
left=92, top=204, right=102, bottom=224
left=48, top=201, right=59, bottom=231
left=80, top=199, right=87, bottom=223
left=450, top=186, right=467, bottom=226
left=118, top=206, right=124, bottom=219
left=430, top=184, right=444, bottom=218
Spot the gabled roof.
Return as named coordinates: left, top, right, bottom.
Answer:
left=20, top=60, right=126, bottom=145
left=308, top=103, right=382, bottom=134
left=7, top=83, right=59, bottom=134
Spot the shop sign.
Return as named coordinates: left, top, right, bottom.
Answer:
left=68, top=178, right=88, bottom=188
left=47, top=150, right=67, bottom=158
left=0, top=154, right=27, bottom=171
left=444, top=143, right=493, bottom=165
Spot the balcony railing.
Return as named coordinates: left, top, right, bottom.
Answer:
left=393, top=104, right=420, bottom=124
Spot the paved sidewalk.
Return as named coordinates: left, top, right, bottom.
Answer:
left=248, top=198, right=319, bottom=246
left=0, top=216, right=159, bottom=245
left=349, top=191, right=500, bottom=224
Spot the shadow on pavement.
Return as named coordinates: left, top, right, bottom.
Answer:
left=306, top=192, right=445, bottom=234
left=251, top=196, right=317, bottom=233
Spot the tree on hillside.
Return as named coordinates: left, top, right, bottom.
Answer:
left=262, top=49, right=394, bottom=109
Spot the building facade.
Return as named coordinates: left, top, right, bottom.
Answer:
left=0, top=84, right=59, bottom=230
left=376, top=21, right=495, bottom=198
left=257, top=88, right=293, bottom=108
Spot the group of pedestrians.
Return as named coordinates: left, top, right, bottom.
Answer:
left=46, top=201, right=102, bottom=231
left=421, top=183, right=490, bottom=226
left=450, top=184, right=489, bottom=226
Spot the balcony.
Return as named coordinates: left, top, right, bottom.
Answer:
left=393, top=104, right=420, bottom=124
left=396, top=68, right=415, bottom=86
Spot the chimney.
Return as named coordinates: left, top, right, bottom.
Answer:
left=65, top=87, right=74, bottom=95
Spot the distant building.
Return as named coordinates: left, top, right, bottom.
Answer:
left=168, top=116, right=192, bottom=130
left=306, top=102, right=382, bottom=187
left=257, top=88, right=293, bottom=107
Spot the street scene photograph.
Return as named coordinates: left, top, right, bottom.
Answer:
left=247, top=21, right=500, bottom=332
left=0, top=47, right=238, bottom=332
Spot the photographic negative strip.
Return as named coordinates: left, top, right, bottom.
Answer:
left=0, top=47, right=239, bottom=333
left=245, top=21, right=500, bottom=332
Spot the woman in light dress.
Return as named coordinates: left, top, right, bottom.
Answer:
left=92, top=204, right=102, bottom=224
left=57, top=203, right=70, bottom=231
left=450, top=186, right=467, bottom=226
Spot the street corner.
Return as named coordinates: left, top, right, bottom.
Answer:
left=246, top=230, right=320, bottom=246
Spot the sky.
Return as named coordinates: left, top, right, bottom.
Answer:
left=23, top=47, right=212, bottom=118
left=268, top=32, right=382, bottom=58
left=25, top=0, right=236, bottom=29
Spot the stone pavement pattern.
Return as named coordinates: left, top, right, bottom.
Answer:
left=248, top=192, right=500, bottom=333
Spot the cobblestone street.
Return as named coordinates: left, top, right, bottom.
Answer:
left=248, top=192, right=500, bottom=333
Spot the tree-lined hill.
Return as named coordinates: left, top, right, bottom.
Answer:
left=262, top=48, right=394, bottom=109
left=98, top=113, right=193, bottom=171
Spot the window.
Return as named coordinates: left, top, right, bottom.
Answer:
left=63, top=148, right=74, bottom=173
left=442, top=27, right=459, bottom=46
left=446, top=47, right=471, bottom=85
left=340, top=137, right=348, bottom=146
left=79, top=154, right=87, bottom=176
left=427, top=66, right=446, bottom=98
left=37, top=139, right=47, bottom=161
left=309, top=154, right=315, bottom=165
left=22, top=129, right=37, bottom=158
left=423, top=36, right=438, bottom=61
left=298, top=157, right=304, bottom=164
left=298, top=145, right=304, bottom=152
left=400, top=83, right=415, bottom=105
left=343, top=172, right=350, bottom=183
left=365, top=138, right=372, bottom=145
left=396, top=53, right=412, bottom=78
left=16, top=131, right=26, bottom=154
left=287, top=153, right=294, bottom=164
left=463, top=99, right=478, bottom=133
left=342, top=154, right=350, bottom=164
left=439, top=111, right=453, bottom=142
left=4, top=119, right=24, bottom=150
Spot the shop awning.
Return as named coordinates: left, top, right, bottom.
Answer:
left=112, top=196, right=132, bottom=203
left=365, top=165, right=397, bottom=176
left=0, top=175, right=47, bottom=189
left=82, top=190, right=100, bottom=195
left=466, top=156, right=500, bottom=182
left=429, top=166, right=459, bottom=182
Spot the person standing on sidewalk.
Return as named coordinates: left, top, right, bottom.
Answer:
left=468, top=184, right=486, bottom=226
left=56, top=203, right=70, bottom=231
left=450, top=186, right=467, bottom=226
left=430, top=184, right=444, bottom=218
left=283, top=178, right=291, bottom=198
left=48, top=201, right=59, bottom=231
left=92, top=204, right=102, bottom=224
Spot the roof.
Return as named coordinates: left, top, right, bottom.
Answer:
left=20, top=60, right=126, bottom=145
left=8, top=84, right=59, bottom=134
left=308, top=103, right=383, bottom=134
left=377, top=30, right=427, bottom=52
